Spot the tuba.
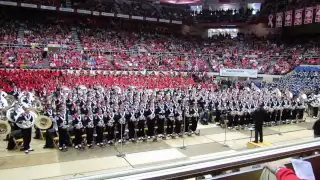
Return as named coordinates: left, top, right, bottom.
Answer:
left=6, top=106, right=23, bottom=122
left=0, top=120, right=11, bottom=138
left=32, top=97, right=43, bottom=111
left=5, top=95, right=16, bottom=107
left=15, top=108, right=38, bottom=129
left=35, top=115, right=53, bottom=129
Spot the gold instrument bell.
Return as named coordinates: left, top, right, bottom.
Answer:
left=0, top=120, right=11, bottom=138
left=35, top=115, right=52, bottom=130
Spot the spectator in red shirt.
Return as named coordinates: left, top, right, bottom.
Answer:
left=266, top=163, right=301, bottom=180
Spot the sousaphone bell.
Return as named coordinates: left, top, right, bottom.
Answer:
left=15, top=108, right=39, bottom=129
left=6, top=95, right=17, bottom=107
left=35, top=115, right=52, bottom=130
left=0, top=120, right=11, bottom=138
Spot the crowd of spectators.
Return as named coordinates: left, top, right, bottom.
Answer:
left=8, top=0, right=319, bottom=24
left=0, top=47, right=44, bottom=68
left=195, top=8, right=255, bottom=23
left=1, top=17, right=320, bottom=74
left=0, top=6, right=320, bottom=74
left=22, top=21, right=76, bottom=48
left=273, top=69, right=320, bottom=95
left=0, top=69, right=200, bottom=94
left=2, top=0, right=258, bottom=23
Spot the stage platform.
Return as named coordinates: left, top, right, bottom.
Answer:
left=0, top=116, right=316, bottom=180
left=247, top=141, right=272, bottom=149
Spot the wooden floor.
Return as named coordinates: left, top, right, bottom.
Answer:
left=0, top=116, right=316, bottom=180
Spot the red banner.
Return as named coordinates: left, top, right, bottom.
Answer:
left=304, top=7, right=314, bottom=24
left=294, top=9, right=303, bottom=25
left=316, top=5, right=320, bottom=23
left=285, top=10, right=292, bottom=26
left=276, top=12, right=283, bottom=28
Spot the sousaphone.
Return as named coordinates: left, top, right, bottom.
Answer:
left=0, top=120, right=11, bottom=138
left=15, top=108, right=38, bottom=129
left=35, top=115, right=52, bottom=130
left=6, top=107, right=21, bottom=122
left=32, top=97, right=43, bottom=111
left=5, top=94, right=16, bottom=107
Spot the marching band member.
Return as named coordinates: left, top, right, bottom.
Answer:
left=84, top=110, right=95, bottom=148
left=107, top=108, right=115, bottom=145
left=166, top=102, right=175, bottom=137
left=190, top=104, right=199, bottom=135
left=95, top=109, right=106, bottom=146
left=175, top=105, right=183, bottom=137
left=0, top=89, right=8, bottom=108
left=127, top=107, right=137, bottom=142
left=227, top=111, right=234, bottom=130
left=57, top=109, right=69, bottom=152
left=3, top=73, right=318, bottom=153
left=146, top=104, right=156, bottom=140
left=238, top=108, right=245, bottom=129
left=137, top=105, right=146, bottom=141
left=311, top=98, right=319, bottom=118
left=72, top=110, right=84, bottom=150
left=200, top=105, right=210, bottom=125
left=117, top=107, right=126, bottom=143
left=184, top=105, right=191, bottom=135
left=16, top=108, right=35, bottom=153
left=43, top=105, right=56, bottom=149
left=22, top=93, right=33, bottom=107
left=297, top=102, right=305, bottom=121
left=156, top=101, right=166, bottom=139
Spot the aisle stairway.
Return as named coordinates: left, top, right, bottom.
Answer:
left=204, top=56, right=214, bottom=72
left=17, top=23, right=25, bottom=46
left=105, top=55, right=115, bottom=69
left=71, top=27, right=82, bottom=51
left=193, top=39, right=213, bottom=72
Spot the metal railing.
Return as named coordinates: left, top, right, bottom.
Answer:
left=67, top=138, right=320, bottom=180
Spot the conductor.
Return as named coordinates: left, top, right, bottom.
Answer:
left=252, top=104, right=267, bottom=143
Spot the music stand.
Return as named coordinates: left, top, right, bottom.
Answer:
left=116, top=123, right=125, bottom=158
left=278, top=109, right=283, bottom=135
left=222, top=119, right=229, bottom=147
left=180, top=114, right=187, bottom=150
left=248, top=127, right=254, bottom=142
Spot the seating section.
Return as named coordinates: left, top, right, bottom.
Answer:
left=0, top=19, right=19, bottom=44
left=273, top=67, right=320, bottom=94
left=22, top=21, right=76, bottom=48
left=1, top=4, right=320, bottom=74
left=0, top=69, right=197, bottom=93
left=0, top=47, right=44, bottom=68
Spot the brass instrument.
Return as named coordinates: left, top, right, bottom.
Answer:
left=32, top=97, right=43, bottom=111
left=231, top=111, right=237, bottom=116
left=5, top=95, right=16, bottom=107
left=78, top=85, right=87, bottom=90
left=6, top=107, right=21, bottom=122
left=268, top=107, right=274, bottom=113
left=0, top=120, right=11, bottom=138
left=34, top=115, right=53, bottom=130
left=15, top=108, right=38, bottom=129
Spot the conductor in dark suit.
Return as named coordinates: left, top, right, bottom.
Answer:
left=252, top=104, right=267, bottom=143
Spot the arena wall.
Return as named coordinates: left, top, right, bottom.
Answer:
left=238, top=23, right=280, bottom=37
